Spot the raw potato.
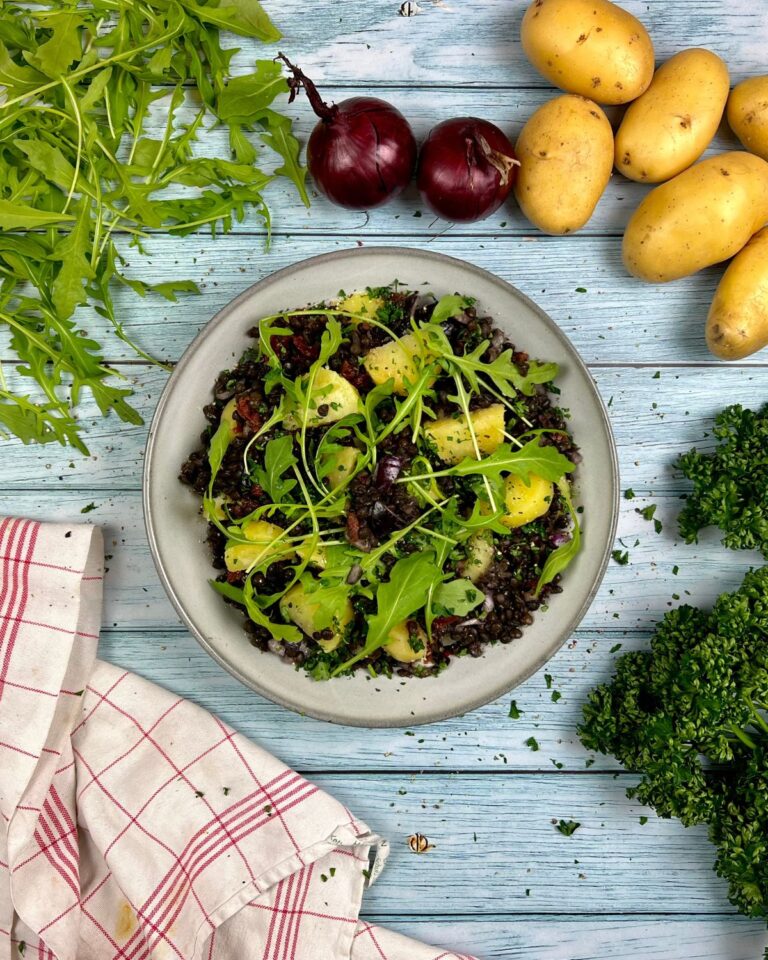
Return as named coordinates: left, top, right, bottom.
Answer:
left=727, top=77, right=768, bottom=162
left=520, top=0, right=654, bottom=105
left=615, top=49, right=730, bottom=183
left=283, top=367, right=361, bottom=429
left=514, top=95, right=614, bottom=235
left=706, top=227, right=768, bottom=360
left=224, top=520, right=295, bottom=573
left=279, top=581, right=353, bottom=653
left=363, top=333, right=431, bottom=394
left=385, top=621, right=428, bottom=663
left=425, top=404, right=506, bottom=464
left=622, top=151, right=768, bottom=283
left=502, top=474, right=554, bottom=528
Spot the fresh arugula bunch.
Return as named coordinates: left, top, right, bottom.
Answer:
left=579, top=566, right=768, bottom=948
left=0, top=0, right=305, bottom=452
left=677, top=404, right=768, bottom=558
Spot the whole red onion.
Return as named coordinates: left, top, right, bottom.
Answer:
left=279, top=54, right=417, bottom=210
left=417, top=117, right=519, bottom=222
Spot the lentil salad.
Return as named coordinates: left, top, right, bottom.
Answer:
left=179, top=284, right=581, bottom=680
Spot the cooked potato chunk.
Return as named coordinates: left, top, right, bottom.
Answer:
left=363, top=332, right=431, bottom=395
left=224, top=520, right=295, bottom=572
left=283, top=367, right=361, bottom=430
left=325, top=446, right=359, bottom=490
left=279, top=581, right=353, bottom=653
left=461, top=534, right=496, bottom=582
left=425, top=404, right=505, bottom=464
left=384, top=621, right=429, bottom=663
left=502, top=473, right=554, bottom=528
left=337, top=291, right=385, bottom=319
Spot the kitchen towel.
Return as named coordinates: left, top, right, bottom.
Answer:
left=0, top=518, right=477, bottom=960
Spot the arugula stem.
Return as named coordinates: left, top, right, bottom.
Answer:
left=59, top=78, right=83, bottom=214
left=453, top=372, right=497, bottom=513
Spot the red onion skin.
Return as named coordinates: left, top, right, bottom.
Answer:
left=308, top=98, right=417, bottom=210
left=417, top=117, right=518, bottom=223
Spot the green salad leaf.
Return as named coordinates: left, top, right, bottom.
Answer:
left=333, top=551, right=443, bottom=675
left=0, top=0, right=303, bottom=452
left=253, top=435, right=298, bottom=502
left=433, top=579, right=485, bottom=616
left=536, top=480, right=581, bottom=595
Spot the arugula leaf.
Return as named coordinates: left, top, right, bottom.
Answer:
left=51, top=199, right=94, bottom=319
left=210, top=579, right=246, bottom=606
left=410, top=439, right=574, bottom=487
left=433, top=579, right=485, bottom=616
left=207, top=416, right=234, bottom=493
left=243, top=576, right=302, bottom=643
left=0, top=201, right=74, bottom=230
left=0, top=0, right=303, bottom=451
left=536, top=480, right=582, bottom=595
left=180, top=0, right=282, bottom=42
left=260, top=109, right=310, bottom=207
left=333, top=551, right=442, bottom=674
left=217, top=61, right=289, bottom=122
left=253, top=435, right=298, bottom=502
left=430, top=294, right=473, bottom=324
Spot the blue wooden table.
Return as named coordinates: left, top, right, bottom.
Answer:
left=4, top=1, right=768, bottom=956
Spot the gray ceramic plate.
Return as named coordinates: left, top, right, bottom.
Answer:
left=144, top=247, right=619, bottom=727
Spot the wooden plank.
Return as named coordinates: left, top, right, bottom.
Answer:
left=285, top=772, right=729, bottom=914
left=226, top=0, right=768, bottom=89
left=98, top=626, right=629, bottom=772
left=354, top=916, right=766, bottom=959
left=0, top=488, right=758, bottom=632
left=2, top=234, right=760, bottom=366
left=2, top=364, right=763, bottom=494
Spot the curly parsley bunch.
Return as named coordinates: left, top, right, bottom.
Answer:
left=677, top=404, right=768, bottom=557
left=580, top=566, right=768, bottom=943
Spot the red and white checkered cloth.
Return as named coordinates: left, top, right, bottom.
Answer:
left=0, top=519, right=478, bottom=960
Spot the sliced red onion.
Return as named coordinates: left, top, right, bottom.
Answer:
left=551, top=530, right=572, bottom=547
left=373, top=455, right=403, bottom=491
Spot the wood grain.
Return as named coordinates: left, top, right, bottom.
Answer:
left=355, top=916, right=766, bottom=960
left=226, top=0, right=768, bottom=88
left=3, top=234, right=763, bottom=366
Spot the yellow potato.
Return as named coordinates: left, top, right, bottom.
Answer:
left=520, top=0, right=654, bottom=105
left=424, top=404, right=505, bottom=464
left=706, top=227, right=768, bottom=360
left=363, top=333, right=431, bottom=395
left=384, top=621, right=428, bottom=663
left=514, top=95, right=614, bottom=235
left=727, top=76, right=768, bottom=163
left=622, top=151, right=768, bottom=283
left=279, top=581, right=353, bottom=653
left=224, top=520, right=295, bottom=573
left=615, top=49, right=730, bottom=183
left=501, top=474, right=554, bottom=528
left=283, top=367, right=361, bottom=429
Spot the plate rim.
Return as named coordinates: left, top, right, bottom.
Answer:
left=143, top=245, right=620, bottom=727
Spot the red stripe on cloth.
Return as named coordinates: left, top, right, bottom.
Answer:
left=285, top=862, right=313, bottom=960
left=120, top=778, right=317, bottom=960
left=214, top=716, right=304, bottom=864
left=0, top=739, right=39, bottom=759
left=270, top=870, right=296, bottom=960
left=260, top=863, right=286, bottom=960
left=39, top=870, right=111, bottom=934
left=33, top=826, right=79, bottom=896
left=0, top=677, right=58, bottom=698
left=247, top=902, right=358, bottom=926
left=0, top=555, right=86, bottom=575
left=355, top=923, right=388, bottom=960
left=72, top=671, right=129, bottom=736
left=40, top=799, right=79, bottom=877
left=0, top=519, right=38, bottom=702
left=0, top=614, right=97, bottom=641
